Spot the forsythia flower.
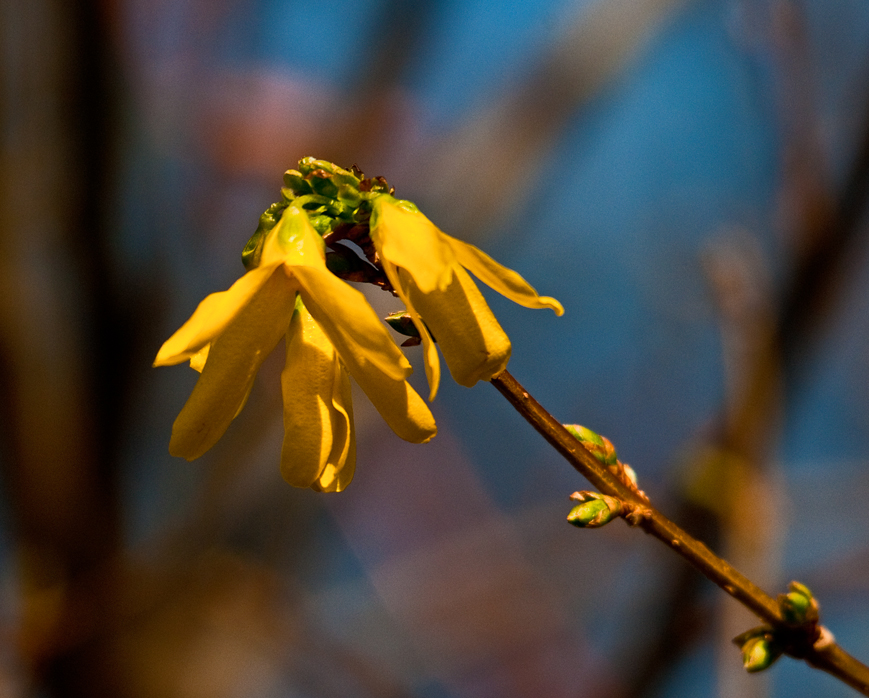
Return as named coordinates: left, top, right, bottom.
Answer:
left=154, top=205, right=436, bottom=491
left=370, top=195, right=564, bottom=399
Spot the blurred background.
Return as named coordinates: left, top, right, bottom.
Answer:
left=3, top=0, right=869, bottom=696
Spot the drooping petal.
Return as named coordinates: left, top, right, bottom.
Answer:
left=310, top=362, right=356, bottom=492
left=349, top=356, right=437, bottom=444
left=169, top=267, right=297, bottom=460
left=265, top=205, right=412, bottom=383
left=444, top=234, right=565, bottom=316
left=154, top=262, right=280, bottom=367
left=401, top=264, right=511, bottom=387
left=371, top=197, right=454, bottom=294
left=380, top=257, right=442, bottom=401
left=280, top=301, right=353, bottom=488
left=297, top=265, right=413, bottom=382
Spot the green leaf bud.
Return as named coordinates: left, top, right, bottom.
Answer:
left=563, top=424, right=618, bottom=465
left=779, top=581, right=819, bottom=625
left=566, top=491, right=624, bottom=528
left=741, top=634, right=782, bottom=673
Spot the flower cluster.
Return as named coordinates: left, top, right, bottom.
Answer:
left=155, top=158, right=563, bottom=491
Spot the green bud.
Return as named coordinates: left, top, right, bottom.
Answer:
left=298, top=157, right=337, bottom=176
left=563, top=424, right=618, bottom=465
left=779, top=581, right=819, bottom=625
left=566, top=491, right=624, bottom=528
left=336, top=183, right=362, bottom=208
left=733, top=627, right=783, bottom=673
left=741, top=634, right=782, bottom=673
left=332, top=170, right=362, bottom=190
left=308, top=171, right=339, bottom=198
left=282, top=169, right=311, bottom=196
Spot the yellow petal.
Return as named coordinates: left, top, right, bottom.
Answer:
left=296, top=265, right=412, bottom=382
left=445, top=234, right=565, bottom=316
left=303, top=247, right=435, bottom=441
left=311, top=362, right=356, bottom=492
left=370, top=197, right=454, bottom=294
left=381, top=257, right=441, bottom=401
left=350, top=358, right=437, bottom=444
left=280, top=303, right=354, bottom=488
left=401, top=264, right=511, bottom=387
left=263, top=205, right=412, bottom=383
left=154, top=262, right=280, bottom=366
left=260, top=204, right=327, bottom=268
left=310, top=363, right=356, bottom=493
left=189, top=344, right=210, bottom=372
left=168, top=268, right=296, bottom=460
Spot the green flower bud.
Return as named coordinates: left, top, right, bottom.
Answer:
left=779, top=581, right=819, bottom=625
left=332, top=170, right=362, bottom=190
left=337, top=183, right=362, bottom=208
left=566, top=491, right=624, bottom=528
left=282, top=169, right=311, bottom=196
left=308, top=171, right=339, bottom=198
left=298, top=157, right=337, bottom=176
left=563, top=424, right=618, bottom=465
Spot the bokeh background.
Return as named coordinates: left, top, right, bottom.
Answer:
left=3, top=0, right=869, bottom=696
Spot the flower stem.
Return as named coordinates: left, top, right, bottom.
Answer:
left=489, top=368, right=869, bottom=695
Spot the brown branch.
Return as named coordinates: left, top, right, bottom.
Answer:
left=489, top=369, right=869, bottom=696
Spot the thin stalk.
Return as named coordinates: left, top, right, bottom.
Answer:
left=490, top=368, right=869, bottom=696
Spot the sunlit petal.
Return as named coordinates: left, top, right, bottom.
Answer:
left=261, top=204, right=327, bottom=268
left=280, top=303, right=341, bottom=487
left=371, top=197, right=453, bottom=294
left=296, top=265, right=412, bottom=382
left=404, top=264, right=511, bottom=387
left=189, top=344, right=210, bottom=373
left=154, top=262, right=280, bottom=367
left=350, top=359, right=437, bottom=444
left=445, top=235, right=565, bottom=316
left=310, top=360, right=356, bottom=492
left=382, top=258, right=441, bottom=401
left=169, top=268, right=296, bottom=460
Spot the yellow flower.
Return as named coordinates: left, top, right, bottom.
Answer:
left=370, top=196, right=564, bottom=400
left=154, top=205, right=436, bottom=491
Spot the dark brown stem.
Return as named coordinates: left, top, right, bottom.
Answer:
left=489, top=368, right=869, bottom=696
